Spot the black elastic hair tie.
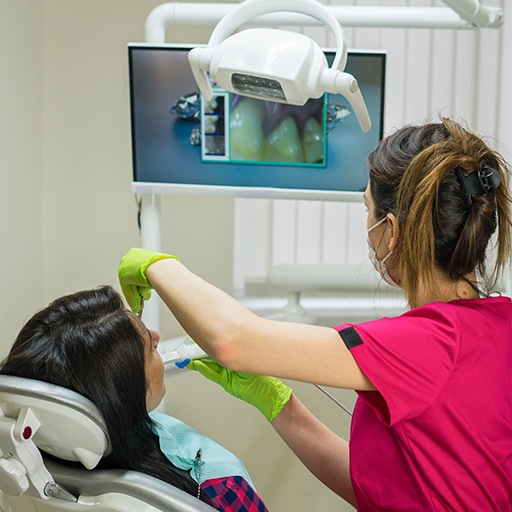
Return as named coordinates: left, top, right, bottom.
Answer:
left=455, top=166, right=501, bottom=208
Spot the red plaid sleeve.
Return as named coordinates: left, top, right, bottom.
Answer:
left=201, top=475, right=269, bottom=512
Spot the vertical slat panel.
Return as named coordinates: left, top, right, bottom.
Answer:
left=474, top=1, right=502, bottom=135
left=429, top=29, right=456, bottom=116
left=296, top=201, right=323, bottom=263
left=346, top=202, right=369, bottom=262
left=338, top=0, right=357, bottom=48
left=328, top=0, right=355, bottom=48
left=497, top=0, right=512, bottom=158
left=233, top=198, right=273, bottom=291
left=321, top=202, right=350, bottom=263
left=379, top=0, right=408, bottom=132
left=403, top=8, right=433, bottom=122
left=452, top=30, right=478, bottom=122
left=233, top=198, right=248, bottom=294
left=497, top=2, right=511, bottom=295
left=352, top=0, right=382, bottom=50
left=241, top=199, right=271, bottom=277
left=271, top=200, right=297, bottom=264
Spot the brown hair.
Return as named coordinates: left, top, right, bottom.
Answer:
left=368, top=117, right=511, bottom=307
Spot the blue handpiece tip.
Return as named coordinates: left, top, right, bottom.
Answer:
left=175, top=358, right=191, bottom=369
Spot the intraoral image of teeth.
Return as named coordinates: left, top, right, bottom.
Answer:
left=229, top=96, right=326, bottom=164
left=303, top=116, right=324, bottom=163
left=169, top=92, right=351, bottom=160
left=204, top=116, right=218, bottom=134
left=229, top=97, right=265, bottom=161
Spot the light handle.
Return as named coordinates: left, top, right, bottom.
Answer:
left=207, top=0, right=347, bottom=72
left=188, top=47, right=215, bottom=101
left=321, top=69, right=371, bottom=132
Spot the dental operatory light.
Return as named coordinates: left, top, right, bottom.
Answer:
left=188, top=0, right=372, bottom=132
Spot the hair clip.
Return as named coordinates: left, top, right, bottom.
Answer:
left=455, top=166, right=500, bottom=208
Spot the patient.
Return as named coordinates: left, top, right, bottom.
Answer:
left=0, top=285, right=269, bottom=512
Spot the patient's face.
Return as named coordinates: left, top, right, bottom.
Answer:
left=134, top=317, right=166, bottom=411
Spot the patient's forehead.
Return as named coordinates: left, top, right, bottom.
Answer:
left=126, top=310, right=150, bottom=346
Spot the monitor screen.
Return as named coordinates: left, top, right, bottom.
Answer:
left=128, top=43, right=385, bottom=201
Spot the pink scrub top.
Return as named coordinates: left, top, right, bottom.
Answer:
left=335, top=296, right=512, bottom=511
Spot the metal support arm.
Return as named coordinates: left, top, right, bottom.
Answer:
left=145, top=1, right=504, bottom=42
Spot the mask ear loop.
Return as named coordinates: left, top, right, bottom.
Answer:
left=367, top=216, right=387, bottom=233
left=368, top=216, right=392, bottom=258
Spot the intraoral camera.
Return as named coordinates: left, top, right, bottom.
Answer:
left=188, top=0, right=372, bottom=133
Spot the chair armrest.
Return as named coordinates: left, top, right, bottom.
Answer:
left=45, top=458, right=217, bottom=512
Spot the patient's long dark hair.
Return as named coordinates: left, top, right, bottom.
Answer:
left=0, top=285, right=211, bottom=505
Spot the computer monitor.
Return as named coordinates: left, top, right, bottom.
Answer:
left=128, top=43, right=385, bottom=202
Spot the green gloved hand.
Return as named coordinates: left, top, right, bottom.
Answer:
left=187, top=358, right=292, bottom=422
left=118, top=248, right=180, bottom=314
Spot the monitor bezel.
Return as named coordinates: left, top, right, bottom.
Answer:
left=128, top=43, right=386, bottom=203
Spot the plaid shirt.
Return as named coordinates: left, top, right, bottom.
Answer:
left=201, top=475, right=269, bottom=512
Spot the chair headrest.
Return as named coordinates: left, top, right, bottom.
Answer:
left=0, top=375, right=110, bottom=469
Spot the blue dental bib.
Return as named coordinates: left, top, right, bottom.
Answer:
left=150, top=412, right=254, bottom=487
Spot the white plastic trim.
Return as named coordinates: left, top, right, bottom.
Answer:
left=144, top=2, right=504, bottom=43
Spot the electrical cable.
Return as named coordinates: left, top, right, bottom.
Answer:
left=314, top=384, right=353, bottom=416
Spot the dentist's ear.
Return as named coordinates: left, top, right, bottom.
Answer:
left=386, top=213, right=400, bottom=253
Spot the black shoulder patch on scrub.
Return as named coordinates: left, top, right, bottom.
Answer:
left=339, top=326, right=363, bottom=349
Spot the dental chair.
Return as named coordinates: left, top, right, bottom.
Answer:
left=0, top=375, right=215, bottom=512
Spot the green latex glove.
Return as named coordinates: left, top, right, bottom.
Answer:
left=187, top=359, right=292, bottom=422
left=118, top=248, right=180, bottom=314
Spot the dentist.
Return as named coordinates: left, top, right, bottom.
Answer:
left=119, top=118, right=512, bottom=511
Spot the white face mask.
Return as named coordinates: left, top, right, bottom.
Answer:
left=367, top=217, right=401, bottom=288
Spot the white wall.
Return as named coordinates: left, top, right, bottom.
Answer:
left=0, top=1, right=44, bottom=346
left=38, top=0, right=235, bottom=306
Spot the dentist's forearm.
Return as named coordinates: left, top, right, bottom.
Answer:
left=145, top=258, right=375, bottom=391
left=145, top=258, right=257, bottom=365
left=271, top=394, right=356, bottom=505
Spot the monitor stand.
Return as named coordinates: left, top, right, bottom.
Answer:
left=265, top=291, right=316, bottom=324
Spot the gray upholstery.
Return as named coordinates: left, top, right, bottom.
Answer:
left=0, top=375, right=216, bottom=511
left=45, top=459, right=216, bottom=512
